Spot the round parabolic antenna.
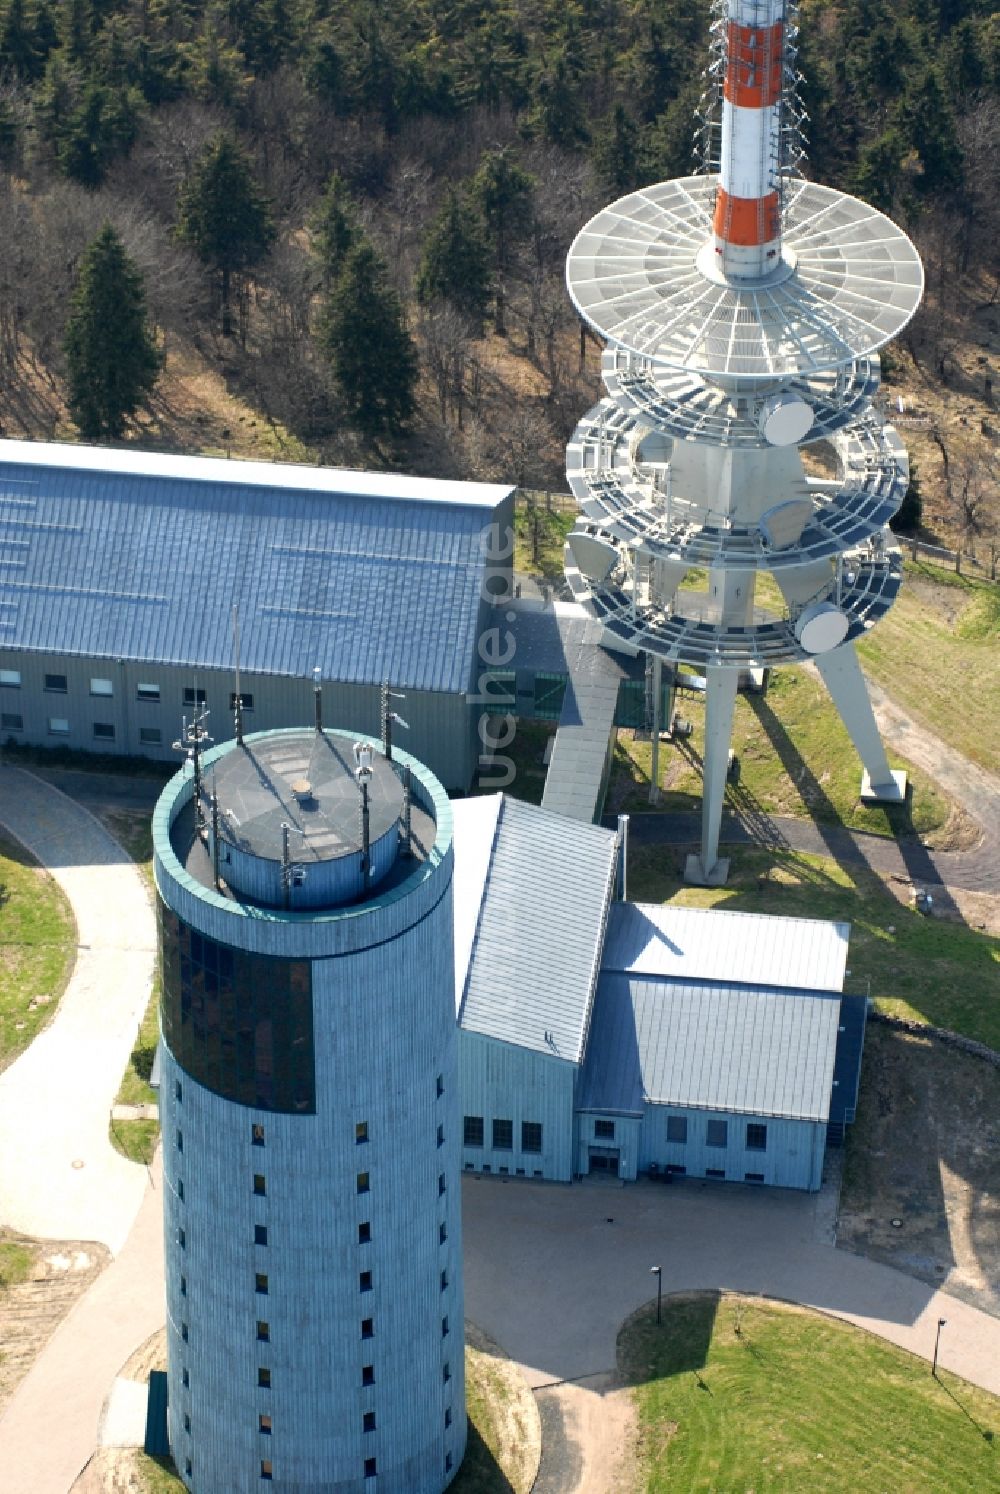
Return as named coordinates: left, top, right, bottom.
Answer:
left=759, top=393, right=814, bottom=446
left=794, top=601, right=851, bottom=654
left=565, top=176, right=924, bottom=381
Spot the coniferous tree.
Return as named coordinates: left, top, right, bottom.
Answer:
left=416, top=188, right=491, bottom=330
left=320, top=238, right=417, bottom=443
left=470, top=147, right=534, bottom=335
left=311, top=172, right=359, bottom=285
left=592, top=104, right=642, bottom=196
left=64, top=222, right=162, bottom=441
left=176, top=133, right=274, bottom=334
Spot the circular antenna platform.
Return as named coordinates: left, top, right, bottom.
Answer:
left=565, top=176, right=923, bottom=380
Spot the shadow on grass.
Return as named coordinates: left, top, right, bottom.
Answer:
left=617, top=1290, right=720, bottom=1387
left=449, top=1418, right=516, bottom=1494
left=936, top=1372, right=997, bottom=1446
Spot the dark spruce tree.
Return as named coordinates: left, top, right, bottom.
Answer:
left=320, top=239, right=417, bottom=445
left=416, top=188, right=491, bottom=330
left=311, top=172, right=359, bottom=286
left=64, top=222, right=161, bottom=442
left=176, top=133, right=274, bottom=335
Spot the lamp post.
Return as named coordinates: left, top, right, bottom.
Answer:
left=932, top=1317, right=947, bottom=1377
left=650, top=1265, right=662, bottom=1326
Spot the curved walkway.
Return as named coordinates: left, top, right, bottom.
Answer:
left=0, top=765, right=155, bottom=1253
left=462, top=1176, right=1000, bottom=1492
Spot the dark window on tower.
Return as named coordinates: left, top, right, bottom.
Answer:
left=255, top=1225, right=268, bottom=1246
left=746, top=1123, right=768, bottom=1152
left=256, top=1273, right=269, bottom=1294
left=463, top=1115, right=484, bottom=1147
left=438, top=1173, right=447, bottom=1195
left=361, top=1318, right=374, bottom=1339
left=229, top=691, right=254, bottom=712
left=443, top=1361, right=451, bottom=1383
left=253, top=1174, right=266, bottom=1196
left=259, top=1414, right=272, bottom=1434
left=444, top=1407, right=452, bottom=1428
left=594, top=1119, right=615, bottom=1140
left=261, top=1460, right=273, bottom=1481
left=364, top=1458, right=377, bottom=1479
left=357, top=1171, right=370, bottom=1194
left=522, top=1122, right=543, bottom=1153
left=439, top=1222, right=447, bottom=1245
left=92, top=722, right=115, bottom=741
left=44, top=673, right=67, bottom=692
left=358, top=1221, right=371, bottom=1244
left=363, top=1411, right=376, bottom=1433
left=256, top=1321, right=269, bottom=1342
left=436, top=1074, right=444, bottom=1098
left=258, top=1368, right=271, bottom=1388
left=157, top=906, right=315, bottom=1116
left=442, top=1316, right=449, bottom=1337
left=492, top=1119, right=513, bottom=1150
left=362, top=1365, right=375, bottom=1387
left=252, top=1124, right=265, bottom=1146
left=183, top=687, right=207, bottom=706
left=440, top=1269, right=448, bottom=1291
left=437, top=1124, right=445, bottom=1148
left=356, top=1121, right=369, bottom=1144
left=183, top=1414, right=191, bottom=1433
left=182, top=1368, right=189, bottom=1388
left=446, top=1453, right=453, bottom=1473
left=181, top=1322, right=189, bottom=1342
left=360, top=1270, right=373, bottom=1292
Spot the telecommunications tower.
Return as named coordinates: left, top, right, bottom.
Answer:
left=564, top=0, right=923, bottom=883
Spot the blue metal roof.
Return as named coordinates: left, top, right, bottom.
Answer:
left=578, top=973, right=843, bottom=1122
left=0, top=442, right=512, bottom=694
left=455, top=794, right=619, bottom=1063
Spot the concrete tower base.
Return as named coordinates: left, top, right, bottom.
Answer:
left=860, top=768, right=908, bottom=803
left=684, top=853, right=731, bottom=887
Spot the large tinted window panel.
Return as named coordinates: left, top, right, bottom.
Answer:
left=158, top=904, right=315, bottom=1113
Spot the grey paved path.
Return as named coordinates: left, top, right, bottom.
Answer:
left=0, top=765, right=156, bottom=1253
left=462, top=1176, right=1000, bottom=1491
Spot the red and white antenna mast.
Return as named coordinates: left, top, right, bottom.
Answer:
left=713, top=0, right=785, bottom=279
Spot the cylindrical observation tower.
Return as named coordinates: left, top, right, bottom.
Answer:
left=563, top=0, right=923, bottom=883
left=153, top=724, right=465, bottom=1492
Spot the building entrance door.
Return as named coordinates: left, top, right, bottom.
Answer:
left=588, top=1146, right=620, bottom=1177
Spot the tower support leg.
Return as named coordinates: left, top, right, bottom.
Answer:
left=649, top=655, right=663, bottom=804
left=685, top=665, right=739, bottom=886
left=813, top=642, right=907, bottom=803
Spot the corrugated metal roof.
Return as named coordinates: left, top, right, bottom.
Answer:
left=0, top=442, right=512, bottom=694
left=602, top=901, right=850, bottom=993
left=578, top=974, right=843, bottom=1122
left=457, top=795, right=619, bottom=1062
left=451, top=793, right=503, bottom=1007
left=540, top=661, right=623, bottom=822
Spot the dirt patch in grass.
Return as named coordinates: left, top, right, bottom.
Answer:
left=0, top=1231, right=109, bottom=1415
left=838, top=1024, right=1000, bottom=1319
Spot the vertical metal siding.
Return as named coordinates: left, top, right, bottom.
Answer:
left=638, top=1104, right=826, bottom=1191
left=458, top=1033, right=576, bottom=1183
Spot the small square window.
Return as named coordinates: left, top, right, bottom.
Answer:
left=357, top=1171, right=370, bottom=1194
left=258, top=1368, right=271, bottom=1388
left=253, top=1174, right=266, bottom=1196
left=364, top=1458, right=377, bottom=1479
left=176, top=1129, right=183, bottom=1152
left=439, top=1223, right=447, bottom=1244
left=442, top=1315, right=449, bottom=1337
left=358, top=1221, right=371, bottom=1244
left=362, top=1364, right=375, bottom=1387
left=137, top=682, right=160, bottom=702
left=252, top=1123, right=265, bottom=1146
left=438, top=1173, right=446, bottom=1195
left=229, top=691, right=254, bottom=712
left=521, top=1121, right=542, bottom=1154
left=48, top=717, right=69, bottom=735
left=180, top=1275, right=187, bottom=1297
left=255, top=1225, right=268, bottom=1246
left=361, top=1317, right=374, bottom=1339
left=185, top=1460, right=192, bottom=1478
left=436, top=1074, right=444, bottom=1098
left=745, top=1172, right=765, bottom=1183
left=746, top=1123, right=767, bottom=1152
left=183, top=687, right=207, bottom=706
left=261, top=1460, right=273, bottom=1481
left=183, top=1413, right=191, bottom=1433
left=139, top=726, right=162, bottom=746
left=363, top=1410, right=376, bottom=1433
left=446, top=1452, right=453, bottom=1473
left=667, top=1115, right=688, bottom=1144
left=356, top=1121, right=369, bottom=1144
left=257, top=1321, right=270, bottom=1342
left=444, top=1407, right=452, bottom=1428
left=443, top=1361, right=451, bottom=1383
left=440, top=1269, right=448, bottom=1291
left=0, top=670, right=21, bottom=688
left=1, top=712, right=23, bottom=730
left=492, top=1119, right=513, bottom=1150
left=706, top=1119, right=728, bottom=1149
left=175, top=1080, right=183, bottom=1102
left=437, top=1124, right=445, bottom=1148
left=259, top=1413, right=272, bottom=1434
left=182, top=1367, right=189, bottom=1388
left=178, top=1227, right=186, bottom=1249
left=256, top=1273, right=269, bottom=1295
left=90, top=677, right=113, bottom=697
left=181, top=1322, right=189, bottom=1342
left=594, top=1119, right=615, bottom=1140
left=177, top=1180, right=184, bottom=1202
left=463, top=1115, right=484, bottom=1147
left=93, top=722, right=115, bottom=741
left=360, top=1270, right=373, bottom=1292
left=44, top=673, right=67, bottom=693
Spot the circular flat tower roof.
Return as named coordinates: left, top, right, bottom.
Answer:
left=566, top=176, right=923, bottom=381
left=213, top=730, right=402, bottom=864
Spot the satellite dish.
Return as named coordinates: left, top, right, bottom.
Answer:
left=759, top=394, right=814, bottom=447
left=759, top=497, right=813, bottom=550
left=567, top=530, right=619, bottom=584
left=794, top=601, right=850, bottom=653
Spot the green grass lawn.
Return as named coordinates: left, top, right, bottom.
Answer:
left=857, top=561, right=1000, bottom=775
left=611, top=665, right=959, bottom=844
left=475, top=719, right=556, bottom=806
left=514, top=495, right=575, bottom=581
left=0, top=1239, right=35, bottom=1289
left=628, top=846, right=1000, bottom=1050
left=619, top=1293, right=1000, bottom=1492
left=0, top=830, right=76, bottom=1071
